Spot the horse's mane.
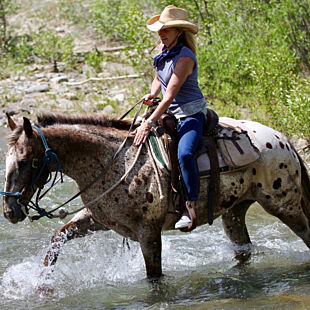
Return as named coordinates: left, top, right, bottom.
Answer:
left=37, top=113, right=133, bottom=130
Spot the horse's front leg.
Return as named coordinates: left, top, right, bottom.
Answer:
left=138, top=226, right=162, bottom=279
left=44, top=208, right=108, bottom=266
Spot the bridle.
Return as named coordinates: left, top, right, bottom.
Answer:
left=0, top=125, right=64, bottom=220
left=1, top=98, right=148, bottom=221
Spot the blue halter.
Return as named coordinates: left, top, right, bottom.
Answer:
left=0, top=125, right=63, bottom=219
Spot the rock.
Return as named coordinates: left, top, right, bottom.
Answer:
left=82, top=64, right=96, bottom=77
left=21, top=106, right=32, bottom=114
left=25, top=83, right=50, bottom=94
left=50, top=74, right=69, bottom=84
left=102, top=105, right=115, bottom=115
left=64, top=92, right=79, bottom=100
left=2, top=107, right=17, bottom=116
left=35, top=73, right=45, bottom=79
left=112, top=93, right=125, bottom=102
left=57, top=98, right=75, bottom=109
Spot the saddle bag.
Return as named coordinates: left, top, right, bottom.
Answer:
left=216, top=125, right=260, bottom=168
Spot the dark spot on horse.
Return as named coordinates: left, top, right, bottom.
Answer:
left=265, top=195, right=271, bottom=199
left=286, top=144, right=290, bottom=151
left=284, top=164, right=287, bottom=169
left=231, top=182, right=235, bottom=186
left=266, top=142, right=273, bottom=149
left=146, top=192, right=154, bottom=203
left=114, top=197, right=119, bottom=203
left=289, top=207, right=293, bottom=211
left=273, top=178, right=282, bottom=190
left=134, top=176, right=142, bottom=185
left=141, top=174, right=148, bottom=183
left=279, top=163, right=284, bottom=169
left=221, top=195, right=238, bottom=209
left=296, top=170, right=299, bottom=175
left=295, top=188, right=298, bottom=193
left=252, top=168, right=256, bottom=175
left=253, top=130, right=256, bottom=133
left=125, top=189, right=133, bottom=199
left=279, top=141, right=284, bottom=149
left=234, top=190, right=237, bottom=195
left=282, top=192, right=287, bottom=197
left=275, top=135, right=280, bottom=140
left=257, top=183, right=262, bottom=188
left=240, top=178, right=244, bottom=184
left=142, top=206, right=148, bottom=213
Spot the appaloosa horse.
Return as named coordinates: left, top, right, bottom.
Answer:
left=2, top=113, right=310, bottom=278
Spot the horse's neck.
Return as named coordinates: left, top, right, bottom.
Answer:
left=44, top=126, right=133, bottom=182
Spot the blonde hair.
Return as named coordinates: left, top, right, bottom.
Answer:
left=183, top=30, right=196, bottom=55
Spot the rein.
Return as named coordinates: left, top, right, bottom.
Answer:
left=1, top=99, right=145, bottom=221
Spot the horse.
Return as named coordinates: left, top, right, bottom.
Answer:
left=2, top=113, right=310, bottom=279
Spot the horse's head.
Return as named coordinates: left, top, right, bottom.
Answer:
left=2, top=115, right=46, bottom=223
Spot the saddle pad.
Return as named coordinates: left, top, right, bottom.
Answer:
left=219, top=117, right=275, bottom=152
left=147, top=129, right=170, bottom=171
left=216, top=118, right=260, bottom=168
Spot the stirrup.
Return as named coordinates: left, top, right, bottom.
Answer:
left=178, top=201, right=197, bottom=232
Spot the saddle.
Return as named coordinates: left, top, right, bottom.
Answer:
left=149, top=110, right=260, bottom=231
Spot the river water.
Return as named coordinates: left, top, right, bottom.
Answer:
left=1, top=127, right=310, bottom=309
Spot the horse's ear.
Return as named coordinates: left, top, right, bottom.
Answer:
left=23, top=117, right=33, bottom=138
left=6, top=113, right=17, bottom=131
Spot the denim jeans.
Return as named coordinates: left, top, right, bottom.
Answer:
left=177, top=112, right=205, bottom=201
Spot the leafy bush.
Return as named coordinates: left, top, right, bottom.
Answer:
left=32, top=30, right=75, bottom=71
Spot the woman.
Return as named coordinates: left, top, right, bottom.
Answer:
left=134, top=5, right=208, bottom=230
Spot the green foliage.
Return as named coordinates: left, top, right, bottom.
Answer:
left=32, top=30, right=75, bottom=69
left=0, top=0, right=18, bottom=52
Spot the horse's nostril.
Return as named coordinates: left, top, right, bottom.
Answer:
left=4, top=209, right=13, bottom=220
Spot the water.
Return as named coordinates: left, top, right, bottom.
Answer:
left=1, top=127, right=310, bottom=309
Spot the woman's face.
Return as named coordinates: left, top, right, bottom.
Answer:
left=158, top=27, right=181, bottom=48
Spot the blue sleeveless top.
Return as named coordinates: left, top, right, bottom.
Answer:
left=156, top=46, right=206, bottom=118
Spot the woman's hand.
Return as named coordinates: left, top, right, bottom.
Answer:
left=142, top=94, right=155, bottom=107
left=133, top=121, right=152, bottom=146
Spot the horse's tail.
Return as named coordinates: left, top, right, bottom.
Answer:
left=295, top=149, right=310, bottom=221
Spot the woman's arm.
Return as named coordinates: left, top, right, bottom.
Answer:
left=133, top=56, right=194, bottom=146
left=148, top=56, right=194, bottom=122
left=143, top=75, right=162, bottom=105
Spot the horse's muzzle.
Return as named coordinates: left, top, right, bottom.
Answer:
left=2, top=198, right=26, bottom=223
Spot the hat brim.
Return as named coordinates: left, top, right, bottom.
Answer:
left=147, top=15, right=198, bottom=34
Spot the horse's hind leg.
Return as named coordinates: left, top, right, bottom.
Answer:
left=222, top=200, right=254, bottom=262
left=44, top=209, right=108, bottom=267
left=262, top=199, right=310, bottom=249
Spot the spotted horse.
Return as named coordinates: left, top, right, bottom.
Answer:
left=2, top=113, right=310, bottom=279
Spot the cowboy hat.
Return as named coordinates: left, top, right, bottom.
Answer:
left=146, top=5, right=198, bottom=34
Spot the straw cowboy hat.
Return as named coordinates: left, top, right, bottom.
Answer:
left=146, top=5, right=198, bottom=34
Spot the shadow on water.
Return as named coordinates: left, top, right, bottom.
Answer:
left=1, top=126, right=310, bottom=309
